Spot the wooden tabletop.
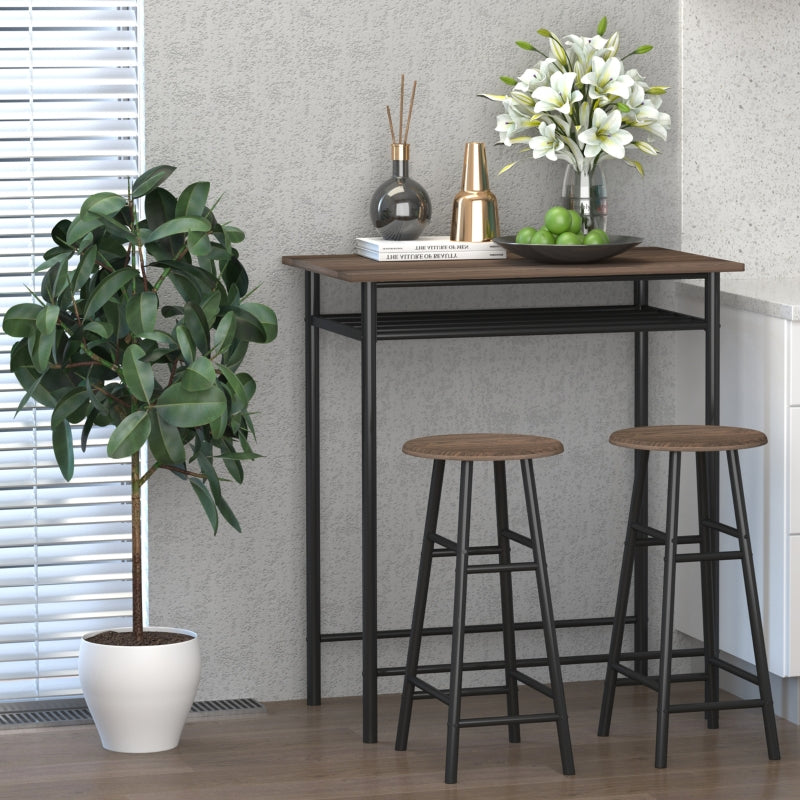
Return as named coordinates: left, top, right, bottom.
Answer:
left=282, top=247, right=744, bottom=283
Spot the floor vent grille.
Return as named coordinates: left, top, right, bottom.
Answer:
left=0, top=698, right=264, bottom=728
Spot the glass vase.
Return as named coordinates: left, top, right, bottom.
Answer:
left=369, top=143, right=431, bottom=240
left=561, top=161, right=607, bottom=233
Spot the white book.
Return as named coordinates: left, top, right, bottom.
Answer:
left=355, top=235, right=505, bottom=255
left=355, top=245, right=507, bottom=262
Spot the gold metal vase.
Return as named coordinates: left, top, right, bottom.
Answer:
left=450, top=141, right=499, bottom=242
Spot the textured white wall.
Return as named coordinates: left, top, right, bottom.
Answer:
left=682, top=1, right=800, bottom=275
left=143, top=0, right=681, bottom=701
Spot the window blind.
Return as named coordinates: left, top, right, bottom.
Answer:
left=0, top=0, right=143, bottom=700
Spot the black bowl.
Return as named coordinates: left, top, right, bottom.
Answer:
left=493, top=234, right=643, bottom=264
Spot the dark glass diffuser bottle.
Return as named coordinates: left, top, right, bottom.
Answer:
left=369, top=142, right=431, bottom=240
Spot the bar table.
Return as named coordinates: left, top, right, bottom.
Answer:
left=282, top=247, right=744, bottom=743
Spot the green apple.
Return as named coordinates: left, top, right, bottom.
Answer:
left=555, top=231, right=582, bottom=245
left=543, top=206, right=572, bottom=236
left=583, top=228, right=610, bottom=245
left=567, top=209, right=582, bottom=234
left=515, top=226, right=537, bottom=243
left=530, top=228, right=556, bottom=244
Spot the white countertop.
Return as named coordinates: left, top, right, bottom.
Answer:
left=676, top=276, right=800, bottom=321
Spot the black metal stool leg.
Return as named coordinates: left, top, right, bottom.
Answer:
left=396, top=459, right=446, bottom=752
left=598, top=450, right=650, bottom=737
left=521, top=459, right=575, bottom=775
left=727, top=450, right=781, bottom=761
left=696, top=452, right=720, bottom=729
left=655, top=451, right=681, bottom=769
left=444, top=460, right=473, bottom=785
left=494, top=460, right=521, bottom=744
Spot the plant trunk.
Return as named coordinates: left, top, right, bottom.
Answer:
left=131, top=451, right=144, bottom=644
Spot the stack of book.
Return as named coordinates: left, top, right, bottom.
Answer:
left=355, top=235, right=507, bottom=261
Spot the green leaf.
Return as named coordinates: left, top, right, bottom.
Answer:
left=175, top=324, right=195, bottom=363
left=131, top=165, right=176, bottom=198
left=221, top=224, right=245, bottom=244
left=84, top=320, right=114, bottom=339
left=142, top=216, right=212, bottom=243
left=84, top=268, right=138, bottom=318
left=107, top=409, right=151, bottom=459
left=175, top=182, right=210, bottom=218
left=81, top=192, right=127, bottom=217
left=51, top=386, right=90, bottom=429
left=183, top=302, right=210, bottom=353
left=52, top=418, right=75, bottom=481
left=187, top=229, right=212, bottom=257
left=215, top=490, right=241, bottom=532
left=212, top=310, right=236, bottom=354
left=30, top=327, right=55, bottom=373
left=35, top=304, right=59, bottom=335
left=182, top=355, right=216, bottom=392
left=240, top=302, right=277, bottom=343
left=125, top=291, right=158, bottom=336
left=148, top=410, right=186, bottom=465
left=190, top=479, right=219, bottom=534
left=73, top=244, right=98, bottom=291
left=200, top=291, right=222, bottom=326
left=209, top=403, right=228, bottom=439
left=155, top=383, right=227, bottom=427
left=121, top=343, right=155, bottom=402
left=2, top=303, right=41, bottom=338
left=65, top=213, right=105, bottom=246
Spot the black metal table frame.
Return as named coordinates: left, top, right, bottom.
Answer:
left=304, top=269, right=721, bottom=743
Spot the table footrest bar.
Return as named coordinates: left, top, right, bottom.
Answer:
left=710, top=656, right=761, bottom=685
left=669, top=698, right=765, bottom=713
left=510, top=669, right=554, bottom=698
left=467, top=562, right=537, bottom=575
left=321, top=614, right=635, bottom=643
left=459, top=712, right=561, bottom=729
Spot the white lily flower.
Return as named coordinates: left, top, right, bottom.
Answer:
left=530, top=122, right=565, bottom=161
left=581, top=56, right=634, bottom=100
left=577, top=107, right=633, bottom=159
left=626, top=102, right=671, bottom=140
left=532, top=71, right=583, bottom=115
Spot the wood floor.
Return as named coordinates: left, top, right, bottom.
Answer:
left=1, top=681, right=798, bottom=799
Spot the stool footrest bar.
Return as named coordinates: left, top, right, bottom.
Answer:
left=675, top=550, right=742, bottom=563
left=669, top=698, right=766, bottom=714
left=610, top=662, right=659, bottom=691
left=459, top=712, right=561, bottom=729
left=510, top=669, right=554, bottom=698
left=710, top=656, right=762, bottom=685
left=702, top=518, right=740, bottom=538
left=467, top=562, right=537, bottom=574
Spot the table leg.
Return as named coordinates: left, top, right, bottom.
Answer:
left=305, top=272, right=321, bottom=706
left=361, top=282, right=378, bottom=743
left=633, top=279, right=649, bottom=674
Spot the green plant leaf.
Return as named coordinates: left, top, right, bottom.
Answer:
left=125, top=291, right=158, bottom=336
left=190, top=478, right=219, bottom=534
left=142, top=216, right=212, bottom=243
left=30, top=327, right=55, bottom=373
left=131, top=165, right=176, bottom=198
left=2, top=303, right=41, bottom=338
left=107, top=409, right=151, bottom=459
left=155, top=383, right=227, bottom=427
left=175, top=324, right=195, bottom=363
left=209, top=404, right=228, bottom=439
left=212, top=309, right=236, bottom=354
left=183, top=302, right=210, bottom=354
left=121, top=343, right=154, bottom=402
left=35, top=303, right=59, bottom=335
left=187, top=229, right=212, bottom=257
left=65, top=213, right=105, bottom=246
left=73, top=244, right=98, bottom=291
left=182, top=355, right=216, bottom=392
left=51, top=386, right=90, bottom=429
left=81, top=192, right=127, bottom=217
left=215, top=490, right=241, bottom=532
left=84, top=268, right=138, bottom=318
left=148, top=410, right=186, bottom=465
left=240, top=302, right=277, bottom=343
left=51, top=418, right=75, bottom=481
left=175, top=182, right=210, bottom=218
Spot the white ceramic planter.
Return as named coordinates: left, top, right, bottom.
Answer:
left=79, top=626, right=201, bottom=753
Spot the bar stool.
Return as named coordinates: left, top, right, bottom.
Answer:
left=394, top=433, right=575, bottom=784
left=597, top=424, right=781, bottom=768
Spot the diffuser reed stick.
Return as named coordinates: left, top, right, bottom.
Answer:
left=385, top=74, right=417, bottom=144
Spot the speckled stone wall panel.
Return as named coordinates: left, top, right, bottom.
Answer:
left=143, top=0, right=680, bottom=701
left=682, top=1, right=800, bottom=275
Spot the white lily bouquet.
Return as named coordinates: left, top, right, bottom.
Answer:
left=482, top=16, right=670, bottom=176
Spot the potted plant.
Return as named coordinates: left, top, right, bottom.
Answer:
left=1, top=165, right=277, bottom=752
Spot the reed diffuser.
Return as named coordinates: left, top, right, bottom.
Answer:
left=369, top=75, right=431, bottom=240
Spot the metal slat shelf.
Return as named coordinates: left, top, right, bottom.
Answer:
left=313, top=304, right=706, bottom=341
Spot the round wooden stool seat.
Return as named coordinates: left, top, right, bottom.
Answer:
left=402, top=433, right=564, bottom=462
left=609, top=424, right=767, bottom=453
